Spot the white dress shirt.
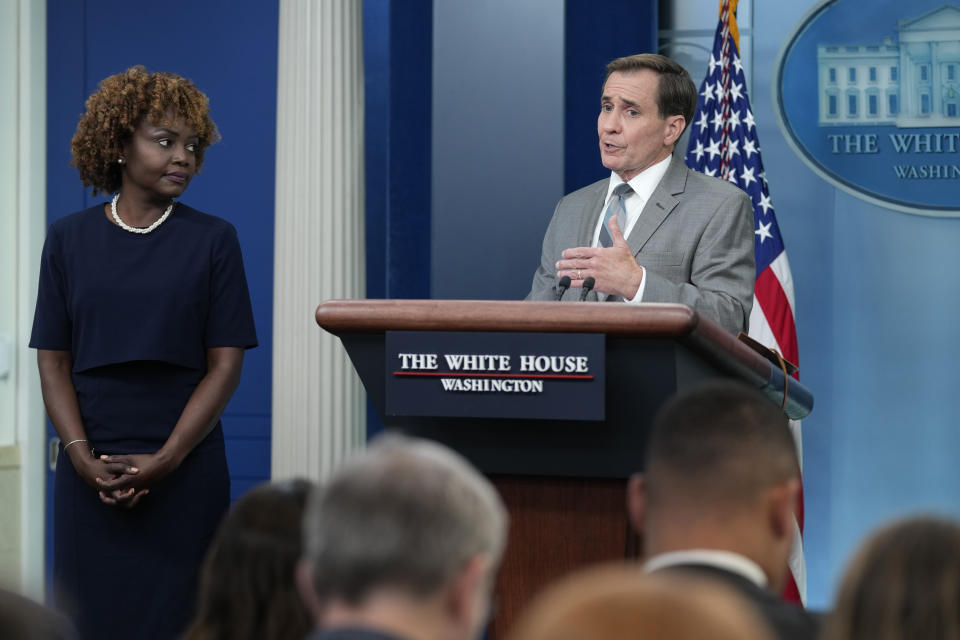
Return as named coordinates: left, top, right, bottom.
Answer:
left=643, top=549, right=769, bottom=588
left=592, top=154, right=672, bottom=303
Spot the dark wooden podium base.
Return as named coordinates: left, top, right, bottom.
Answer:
left=488, top=475, right=640, bottom=639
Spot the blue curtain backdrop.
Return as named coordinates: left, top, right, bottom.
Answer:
left=364, top=0, right=433, bottom=303
left=564, top=0, right=659, bottom=193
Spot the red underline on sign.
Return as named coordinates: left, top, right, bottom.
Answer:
left=393, top=372, right=594, bottom=380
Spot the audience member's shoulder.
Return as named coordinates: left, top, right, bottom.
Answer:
left=713, top=575, right=819, bottom=640
left=762, top=595, right=821, bottom=640
left=661, top=566, right=819, bottom=640
left=735, top=581, right=820, bottom=640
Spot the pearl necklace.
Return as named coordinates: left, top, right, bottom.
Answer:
left=111, top=193, right=174, bottom=234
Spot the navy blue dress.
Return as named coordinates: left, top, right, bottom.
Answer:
left=30, top=203, right=258, bottom=640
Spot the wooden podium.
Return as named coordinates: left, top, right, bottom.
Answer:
left=316, top=299, right=812, bottom=637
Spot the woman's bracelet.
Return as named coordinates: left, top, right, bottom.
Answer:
left=63, top=438, right=89, bottom=453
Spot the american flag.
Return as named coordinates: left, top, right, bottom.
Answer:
left=684, top=0, right=806, bottom=604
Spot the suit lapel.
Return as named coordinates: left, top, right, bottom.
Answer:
left=577, top=182, right=609, bottom=247
left=626, top=156, right=687, bottom=255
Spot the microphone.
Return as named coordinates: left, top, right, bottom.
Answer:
left=556, top=276, right=571, bottom=300
left=579, top=277, right=595, bottom=301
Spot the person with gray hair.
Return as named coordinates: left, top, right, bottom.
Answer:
left=296, top=433, right=508, bottom=640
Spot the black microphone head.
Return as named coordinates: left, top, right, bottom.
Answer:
left=555, top=275, right=572, bottom=301
left=578, top=277, right=596, bottom=301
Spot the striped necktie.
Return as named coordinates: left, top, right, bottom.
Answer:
left=597, top=183, right=632, bottom=248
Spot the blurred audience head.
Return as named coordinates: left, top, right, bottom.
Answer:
left=182, top=478, right=314, bottom=640
left=824, top=515, right=960, bottom=640
left=627, top=380, right=801, bottom=589
left=297, top=433, right=508, bottom=640
left=0, top=588, right=77, bottom=640
left=506, top=564, right=775, bottom=640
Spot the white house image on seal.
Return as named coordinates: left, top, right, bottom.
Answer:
left=817, top=3, right=960, bottom=127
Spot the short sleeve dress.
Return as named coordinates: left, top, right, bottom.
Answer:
left=30, top=202, right=258, bottom=640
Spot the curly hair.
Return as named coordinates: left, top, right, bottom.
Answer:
left=70, top=65, right=220, bottom=195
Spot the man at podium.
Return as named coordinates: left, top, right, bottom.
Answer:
left=526, top=53, right=754, bottom=336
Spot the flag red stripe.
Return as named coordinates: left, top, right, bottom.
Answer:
left=755, top=268, right=799, bottom=370
left=783, top=573, right=801, bottom=603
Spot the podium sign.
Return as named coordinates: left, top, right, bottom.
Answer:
left=385, top=331, right=605, bottom=421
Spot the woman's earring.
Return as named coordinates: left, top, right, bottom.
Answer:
left=118, top=158, right=125, bottom=164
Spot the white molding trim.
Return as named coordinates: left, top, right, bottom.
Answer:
left=16, top=0, right=47, bottom=599
left=272, top=0, right=366, bottom=482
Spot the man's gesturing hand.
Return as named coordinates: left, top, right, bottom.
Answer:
left=555, top=215, right=644, bottom=299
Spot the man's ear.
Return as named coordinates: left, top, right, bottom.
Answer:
left=295, top=557, right=324, bottom=626
left=768, top=478, right=801, bottom=541
left=627, top=473, right=648, bottom=535
left=663, top=114, right=686, bottom=147
left=445, top=555, right=492, bottom=630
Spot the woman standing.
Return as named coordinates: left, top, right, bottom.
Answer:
left=30, top=66, right=257, bottom=640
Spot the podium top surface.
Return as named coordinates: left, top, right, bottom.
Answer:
left=317, top=299, right=706, bottom=336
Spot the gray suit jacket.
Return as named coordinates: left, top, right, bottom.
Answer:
left=526, top=157, right=754, bottom=335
